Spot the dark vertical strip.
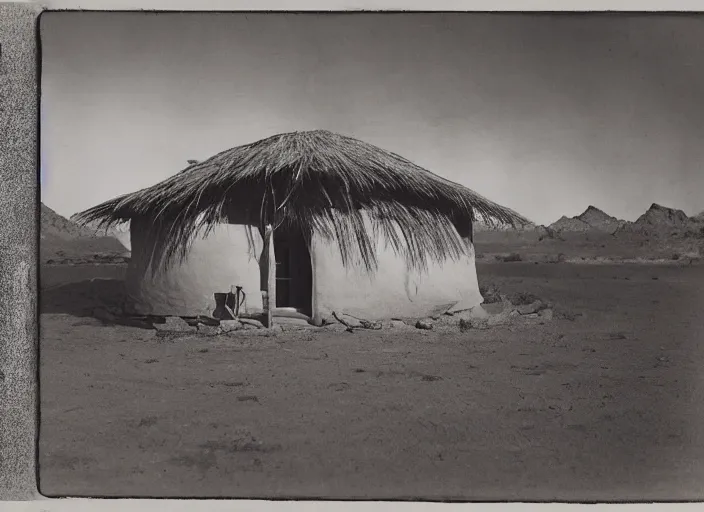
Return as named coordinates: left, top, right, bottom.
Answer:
left=0, top=4, right=42, bottom=500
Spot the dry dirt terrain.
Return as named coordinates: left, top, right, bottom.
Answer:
left=39, top=262, right=704, bottom=501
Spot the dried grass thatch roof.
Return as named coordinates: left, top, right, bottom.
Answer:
left=73, top=130, right=531, bottom=274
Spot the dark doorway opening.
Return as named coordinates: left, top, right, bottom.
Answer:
left=273, top=228, right=313, bottom=317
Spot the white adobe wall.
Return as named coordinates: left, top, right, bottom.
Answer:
left=310, top=213, right=483, bottom=322
left=125, top=219, right=263, bottom=317
left=125, top=213, right=483, bottom=321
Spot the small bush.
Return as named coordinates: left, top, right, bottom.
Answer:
left=459, top=318, right=473, bottom=332
left=672, top=253, right=681, bottom=260
left=495, top=252, right=522, bottom=263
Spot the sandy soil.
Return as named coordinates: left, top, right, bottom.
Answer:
left=39, top=262, right=704, bottom=501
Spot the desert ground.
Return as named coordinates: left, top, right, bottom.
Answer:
left=39, top=260, right=704, bottom=501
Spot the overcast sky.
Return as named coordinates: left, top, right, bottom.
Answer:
left=40, top=12, right=704, bottom=225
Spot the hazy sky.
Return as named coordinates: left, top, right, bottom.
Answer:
left=40, top=12, right=704, bottom=225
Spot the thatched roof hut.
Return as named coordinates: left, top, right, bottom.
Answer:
left=74, top=130, right=530, bottom=324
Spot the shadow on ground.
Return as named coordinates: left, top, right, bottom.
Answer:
left=41, top=278, right=126, bottom=317
left=38, top=278, right=156, bottom=329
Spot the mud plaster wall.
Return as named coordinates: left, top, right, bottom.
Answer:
left=311, top=213, right=484, bottom=322
left=0, top=3, right=41, bottom=500
left=126, top=220, right=264, bottom=317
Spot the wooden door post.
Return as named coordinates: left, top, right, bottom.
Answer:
left=261, top=224, right=275, bottom=328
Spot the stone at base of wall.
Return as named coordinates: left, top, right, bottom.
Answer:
left=452, top=305, right=490, bottom=321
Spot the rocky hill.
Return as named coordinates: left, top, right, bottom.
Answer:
left=41, top=203, right=130, bottom=264
left=473, top=218, right=536, bottom=232
left=615, top=203, right=698, bottom=238
left=41, top=203, right=93, bottom=239
left=575, top=206, right=625, bottom=233
left=474, top=202, right=703, bottom=264
left=548, top=215, right=592, bottom=233
left=547, top=206, right=624, bottom=234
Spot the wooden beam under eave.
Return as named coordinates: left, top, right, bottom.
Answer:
left=260, top=224, right=275, bottom=328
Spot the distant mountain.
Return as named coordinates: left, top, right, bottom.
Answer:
left=616, top=203, right=692, bottom=237
left=575, top=206, right=625, bottom=233
left=548, top=215, right=592, bottom=233
left=41, top=203, right=93, bottom=239
left=546, top=206, right=625, bottom=234
left=635, top=203, right=689, bottom=228
left=473, top=221, right=536, bottom=232
left=40, top=202, right=129, bottom=263
left=475, top=201, right=703, bottom=262
left=473, top=213, right=536, bottom=232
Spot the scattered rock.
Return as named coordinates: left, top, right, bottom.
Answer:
left=154, top=316, right=196, bottom=333
left=454, top=305, right=489, bottom=321
left=524, top=313, right=539, bottom=319
left=539, top=308, right=554, bottom=321
left=220, top=320, right=243, bottom=332
left=415, top=319, right=434, bottom=330
left=197, top=315, right=221, bottom=327
left=517, top=300, right=543, bottom=315
left=448, top=299, right=485, bottom=314
left=275, top=317, right=311, bottom=327
left=427, top=302, right=457, bottom=319
left=197, top=324, right=221, bottom=336
left=240, top=318, right=265, bottom=329
left=335, top=314, right=362, bottom=328
left=358, top=319, right=383, bottom=330
left=509, top=309, right=520, bottom=317
left=388, top=320, right=411, bottom=329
